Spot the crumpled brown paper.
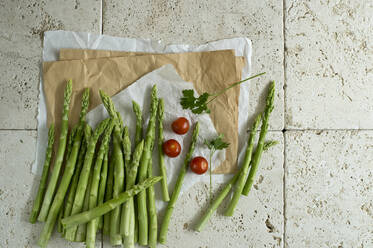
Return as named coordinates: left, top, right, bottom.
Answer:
left=43, top=50, right=244, bottom=173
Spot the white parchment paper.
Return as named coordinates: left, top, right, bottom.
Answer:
left=35, top=31, right=252, bottom=197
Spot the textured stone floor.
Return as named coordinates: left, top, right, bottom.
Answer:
left=0, top=0, right=372, bottom=247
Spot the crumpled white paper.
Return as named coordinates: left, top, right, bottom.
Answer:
left=86, top=64, right=225, bottom=209
left=35, top=31, right=252, bottom=196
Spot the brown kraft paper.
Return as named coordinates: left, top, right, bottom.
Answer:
left=44, top=50, right=245, bottom=173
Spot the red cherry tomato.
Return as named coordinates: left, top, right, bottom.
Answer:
left=162, top=139, right=181, bottom=157
left=172, top=117, right=190, bottom=135
left=190, top=156, right=208, bottom=175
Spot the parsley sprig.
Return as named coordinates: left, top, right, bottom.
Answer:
left=204, top=134, right=230, bottom=202
left=181, top=72, right=266, bottom=114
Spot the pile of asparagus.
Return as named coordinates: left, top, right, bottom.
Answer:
left=30, top=81, right=192, bottom=247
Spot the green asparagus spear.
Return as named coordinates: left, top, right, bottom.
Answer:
left=99, top=90, right=125, bottom=245
left=66, top=125, right=78, bottom=159
left=120, top=126, right=132, bottom=235
left=157, top=98, right=170, bottom=202
left=75, top=169, right=93, bottom=242
left=38, top=80, right=72, bottom=222
left=37, top=87, right=90, bottom=247
left=86, top=120, right=115, bottom=248
left=132, top=101, right=143, bottom=146
left=64, top=119, right=110, bottom=241
left=63, top=137, right=87, bottom=219
left=97, top=149, right=109, bottom=230
left=195, top=138, right=278, bottom=232
left=159, top=122, right=200, bottom=244
left=224, top=114, right=261, bottom=216
left=147, top=158, right=157, bottom=248
left=103, top=153, right=115, bottom=236
left=122, top=140, right=144, bottom=247
left=242, top=81, right=275, bottom=196
left=137, top=85, right=158, bottom=245
left=57, top=208, right=63, bottom=233
left=29, top=124, right=55, bottom=223
left=61, top=176, right=162, bottom=227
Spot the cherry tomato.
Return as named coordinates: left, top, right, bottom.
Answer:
left=171, top=117, right=190, bottom=135
left=162, top=139, right=181, bottom=157
left=190, top=156, right=208, bottom=175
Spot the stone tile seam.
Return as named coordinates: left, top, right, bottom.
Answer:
left=282, top=0, right=287, bottom=246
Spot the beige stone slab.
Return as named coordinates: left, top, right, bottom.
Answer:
left=0, top=0, right=101, bottom=129
left=285, top=0, right=373, bottom=129
left=285, top=130, right=373, bottom=247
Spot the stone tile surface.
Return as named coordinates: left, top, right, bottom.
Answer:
left=156, top=131, right=284, bottom=248
left=103, top=0, right=284, bottom=130
left=0, top=0, right=101, bottom=129
left=0, top=131, right=103, bottom=247
left=285, top=0, right=373, bottom=129
left=285, top=130, right=373, bottom=247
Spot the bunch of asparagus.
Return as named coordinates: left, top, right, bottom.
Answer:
left=30, top=81, right=174, bottom=248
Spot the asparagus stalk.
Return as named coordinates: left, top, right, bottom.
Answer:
left=86, top=120, right=115, bottom=248
left=103, top=153, right=115, bottom=235
left=121, top=140, right=144, bottom=235
left=99, top=90, right=125, bottom=245
left=97, top=149, right=109, bottom=230
left=137, top=85, right=158, bottom=245
left=242, top=81, right=275, bottom=196
left=159, top=122, right=200, bottom=244
left=132, top=101, right=143, bottom=146
left=64, top=119, right=110, bottom=241
left=157, top=98, right=170, bottom=202
left=66, top=125, right=78, bottom=159
left=224, top=114, right=261, bottom=216
left=57, top=208, right=63, bottom=233
left=122, top=140, right=144, bottom=247
left=120, top=126, right=132, bottom=236
left=147, top=158, right=157, bottom=248
left=63, top=137, right=87, bottom=219
left=75, top=169, right=93, bottom=242
left=29, top=124, right=55, bottom=223
left=38, top=80, right=72, bottom=222
left=61, top=176, right=162, bottom=227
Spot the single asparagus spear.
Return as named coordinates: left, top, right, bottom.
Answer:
left=66, top=125, right=78, bottom=159
left=137, top=85, right=158, bottom=245
left=147, top=158, right=157, bottom=248
left=103, top=153, right=115, bottom=235
left=75, top=169, right=93, bottom=242
left=38, top=80, right=72, bottom=222
left=97, top=149, right=109, bottom=230
left=157, top=98, right=170, bottom=202
left=64, top=119, right=110, bottom=241
left=99, top=90, right=125, bottom=245
left=120, top=126, right=132, bottom=235
left=159, top=122, right=200, bottom=244
left=242, top=81, right=275, bottom=196
left=122, top=140, right=144, bottom=247
left=132, top=100, right=142, bottom=244
left=63, top=137, right=87, bottom=219
left=224, top=114, right=261, bottom=216
left=121, top=140, right=144, bottom=235
left=132, top=101, right=143, bottom=146
left=120, top=126, right=132, bottom=234
left=61, top=176, right=162, bottom=227
left=57, top=208, right=63, bottom=233
left=194, top=139, right=278, bottom=232
left=29, top=124, right=55, bottom=223
left=86, top=120, right=115, bottom=248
